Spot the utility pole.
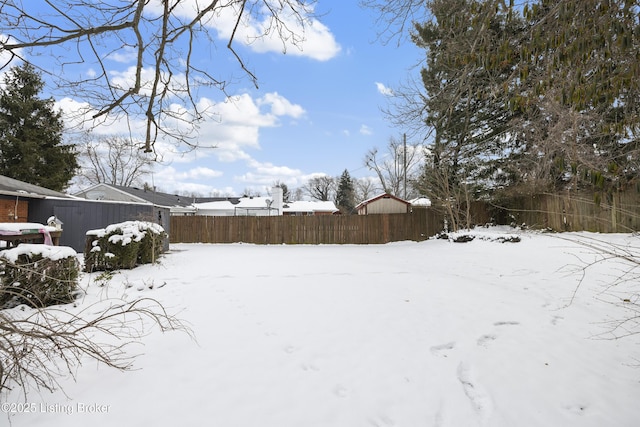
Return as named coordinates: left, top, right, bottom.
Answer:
left=403, top=133, right=407, bottom=199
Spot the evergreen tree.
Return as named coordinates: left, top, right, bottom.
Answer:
left=412, top=0, right=520, bottom=229
left=513, top=0, right=640, bottom=193
left=335, top=169, right=356, bottom=214
left=410, top=0, right=639, bottom=213
left=0, top=63, right=78, bottom=191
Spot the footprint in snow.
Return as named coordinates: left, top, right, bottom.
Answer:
left=333, top=384, right=349, bottom=398
left=457, top=362, right=493, bottom=424
left=283, top=345, right=298, bottom=354
left=494, top=321, right=520, bottom=326
left=368, top=415, right=396, bottom=427
left=430, top=342, right=456, bottom=357
left=300, top=363, right=319, bottom=372
left=476, top=334, right=497, bottom=348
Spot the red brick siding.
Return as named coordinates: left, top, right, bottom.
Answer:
left=0, top=198, right=29, bottom=222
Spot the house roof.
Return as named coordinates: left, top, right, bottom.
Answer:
left=195, top=196, right=273, bottom=211
left=409, top=197, right=432, bottom=207
left=355, top=193, right=410, bottom=210
left=283, top=200, right=339, bottom=213
left=75, top=183, right=239, bottom=208
left=0, top=174, right=73, bottom=199
left=110, top=185, right=196, bottom=207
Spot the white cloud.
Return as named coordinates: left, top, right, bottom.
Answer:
left=152, top=165, right=225, bottom=196
left=108, top=65, right=187, bottom=97
left=191, top=92, right=305, bottom=163
left=237, top=159, right=303, bottom=185
left=106, top=46, right=139, bottom=63
left=0, top=35, right=21, bottom=86
left=163, top=0, right=341, bottom=61
left=59, top=89, right=305, bottom=167
left=359, top=125, right=373, bottom=136
left=58, top=71, right=308, bottom=195
left=375, top=82, right=394, bottom=96
left=183, top=166, right=223, bottom=180
left=57, top=97, right=146, bottom=135
left=258, top=92, right=306, bottom=118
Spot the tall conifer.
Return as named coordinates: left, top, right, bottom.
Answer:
left=0, top=63, right=78, bottom=191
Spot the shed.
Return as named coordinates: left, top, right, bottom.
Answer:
left=28, top=197, right=169, bottom=253
left=0, top=175, right=171, bottom=252
left=0, top=174, right=72, bottom=222
left=356, top=193, right=411, bottom=215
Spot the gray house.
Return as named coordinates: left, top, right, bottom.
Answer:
left=74, top=183, right=197, bottom=215
left=0, top=175, right=168, bottom=252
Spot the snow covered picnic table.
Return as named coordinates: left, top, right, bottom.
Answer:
left=0, top=222, right=61, bottom=248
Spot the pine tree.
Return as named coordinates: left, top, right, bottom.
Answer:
left=336, top=169, right=356, bottom=214
left=412, top=0, right=639, bottom=197
left=0, top=63, right=78, bottom=191
left=412, top=0, right=520, bottom=229
left=515, top=0, right=640, bottom=193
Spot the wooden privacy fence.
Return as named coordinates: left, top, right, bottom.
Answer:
left=170, top=208, right=443, bottom=245
left=489, top=191, right=640, bottom=233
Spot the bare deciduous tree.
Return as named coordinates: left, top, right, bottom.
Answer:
left=78, top=134, right=153, bottom=187
left=303, top=176, right=335, bottom=201
left=354, top=177, right=380, bottom=203
left=0, top=1, right=318, bottom=152
left=359, top=0, right=428, bottom=44
left=364, top=135, right=423, bottom=198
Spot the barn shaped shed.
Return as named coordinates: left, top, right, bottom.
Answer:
left=356, top=193, right=411, bottom=215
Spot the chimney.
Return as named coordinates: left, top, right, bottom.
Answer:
left=271, top=186, right=283, bottom=215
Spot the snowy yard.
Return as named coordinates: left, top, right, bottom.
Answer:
left=3, top=228, right=640, bottom=427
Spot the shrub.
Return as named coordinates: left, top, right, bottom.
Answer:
left=0, top=244, right=80, bottom=309
left=84, top=221, right=166, bottom=272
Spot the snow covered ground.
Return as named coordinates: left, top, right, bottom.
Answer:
left=3, top=227, right=640, bottom=427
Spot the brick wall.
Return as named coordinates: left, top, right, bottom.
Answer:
left=0, top=198, right=29, bottom=222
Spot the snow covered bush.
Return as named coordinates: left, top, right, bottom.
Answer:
left=84, top=221, right=166, bottom=272
left=0, top=244, right=80, bottom=309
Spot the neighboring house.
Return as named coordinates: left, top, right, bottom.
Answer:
left=282, top=200, right=339, bottom=216
left=356, top=193, right=411, bottom=215
left=74, top=183, right=199, bottom=215
left=195, top=196, right=279, bottom=216
left=193, top=187, right=284, bottom=216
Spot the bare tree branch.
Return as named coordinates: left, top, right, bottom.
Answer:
left=75, top=133, right=153, bottom=187
left=0, top=296, right=192, bottom=398
left=0, top=0, right=318, bottom=152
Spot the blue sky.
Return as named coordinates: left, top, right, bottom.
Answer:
left=4, top=1, right=424, bottom=197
